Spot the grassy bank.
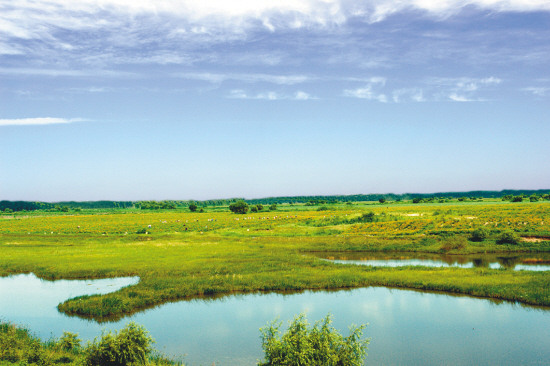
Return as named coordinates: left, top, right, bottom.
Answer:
left=0, top=321, right=181, bottom=366
left=0, top=200, right=549, bottom=320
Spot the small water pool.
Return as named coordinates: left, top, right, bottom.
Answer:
left=315, top=252, right=550, bottom=271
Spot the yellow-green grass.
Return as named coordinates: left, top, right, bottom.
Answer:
left=1, top=201, right=549, bottom=320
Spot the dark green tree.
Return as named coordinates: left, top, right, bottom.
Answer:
left=229, top=200, right=249, bottom=214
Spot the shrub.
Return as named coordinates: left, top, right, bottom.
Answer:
left=269, top=204, right=277, bottom=211
left=251, top=206, right=258, bottom=213
left=470, top=227, right=489, bottom=242
left=229, top=200, right=249, bottom=214
left=379, top=198, right=386, bottom=204
left=412, top=198, right=422, bottom=204
left=511, top=196, right=524, bottom=202
left=440, top=235, right=468, bottom=251
left=256, top=204, right=264, bottom=211
left=188, top=203, right=198, bottom=212
left=57, top=332, right=81, bottom=352
left=259, top=313, right=368, bottom=366
left=0, top=323, right=48, bottom=365
left=357, top=212, right=376, bottom=223
left=497, top=230, right=520, bottom=245
left=84, top=322, right=153, bottom=366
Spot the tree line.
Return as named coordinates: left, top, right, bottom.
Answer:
left=2, top=189, right=549, bottom=212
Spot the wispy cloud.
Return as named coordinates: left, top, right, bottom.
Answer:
left=0, top=117, right=86, bottom=126
left=228, top=89, right=317, bottom=100
left=343, top=77, right=387, bottom=102
left=342, top=76, right=504, bottom=103
left=522, top=87, right=549, bottom=97
left=3, top=1, right=549, bottom=39
left=392, top=88, right=425, bottom=103
left=0, top=68, right=137, bottom=78
left=426, top=76, right=502, bottom=102
left=176, top=72, right=311, bottom=85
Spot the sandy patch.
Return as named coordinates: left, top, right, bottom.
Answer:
left=521, top=236, right=550, bottom=243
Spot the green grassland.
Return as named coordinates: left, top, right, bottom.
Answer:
left=1, top=200, right=549, bottom=320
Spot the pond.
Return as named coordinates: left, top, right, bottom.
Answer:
left=1, top=273, right=549, bottom=365
left=314, top=252, right=550, bottom=271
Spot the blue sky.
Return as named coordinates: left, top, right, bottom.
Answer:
left=1, top=0, right=549, bottom=201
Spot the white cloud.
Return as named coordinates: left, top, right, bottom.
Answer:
left=427, top=76, right=502, bottom=102
left=448, top=93, right=473, bottom=102
left=228, top=89, right=316, bottom=100
left=0, top=117, right=86, bottom=126
left=3, top=1, right=549, bottom=44
left=522, top=87, right=549, bottom=96
left=177, top=72, right=311, bottom=85
left=294, top=91, right=316, bottom=100
left=0, top=67, right=137, bottom=78
left=343, top=77, right=388, bottom=102
left=392, top=88, right=425, bottom=103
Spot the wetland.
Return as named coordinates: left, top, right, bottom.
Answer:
left=1, top=199, right=550, bottom=364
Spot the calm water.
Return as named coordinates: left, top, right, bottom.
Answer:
left=316, top=252, right=550, bottom=271
left=1, top=273, right=549, bottom=365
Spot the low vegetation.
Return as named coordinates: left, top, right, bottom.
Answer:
left=2, top=315, right=367, bottom=366
left=0, top=322, right=180, bottom=366
left=259, top=313, right=368, bottom=366
left=0, top=200, right=549, bottom=320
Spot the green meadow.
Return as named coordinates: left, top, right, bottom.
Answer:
left=1, top=199, right=549, bottom=320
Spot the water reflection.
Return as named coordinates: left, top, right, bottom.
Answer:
left=0, top=273, right=549, bottom=365
left=315, top=252, right=550, bottom=271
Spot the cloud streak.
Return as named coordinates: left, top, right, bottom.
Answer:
left=0, top=117, right=85, bottom=126
left=228, top=89, right=317, bottom=100
left=176, top=72, right=311, bottom=85
left=3, top=1, right=550, bottom=44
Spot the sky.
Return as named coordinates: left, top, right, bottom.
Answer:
left=1, top=0, right=549, bottom=201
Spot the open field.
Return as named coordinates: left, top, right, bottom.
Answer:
left=1, top=200, right=549, bottom=320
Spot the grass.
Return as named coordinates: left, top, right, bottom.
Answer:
left=0, top=321, right=183, bottom=366
left=0, top=200, right=549, bottom=320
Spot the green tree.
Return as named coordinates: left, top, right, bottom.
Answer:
left=511, top=196, right=524, bottom=202
left=269, top=204, right=277, bottom=211
left=529, top=194, right=540, bottom=202
left=378, top=198, right=386, bottom=204
left=188, top=203, right=198, bottom=212
left=259, top=313, right=368, bottom=366
left=229, top=200, right=249, bottom=214
left=470, top=227, right=489, bottom=242
left=497, top=230, right=520, bottom=245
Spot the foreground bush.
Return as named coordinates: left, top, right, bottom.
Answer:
left=85, top=322, right=153, bottom=366
left=259, top=313, right=368, bottom=366
left=1, top=321, right=180, bottom=366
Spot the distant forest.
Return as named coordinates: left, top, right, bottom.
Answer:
left=1, top=189, right=550, bottom=212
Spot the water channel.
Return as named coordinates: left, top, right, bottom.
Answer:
left=314, top=252, right=550, bottom=271
left=1, top=273, right=549, bottom=365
